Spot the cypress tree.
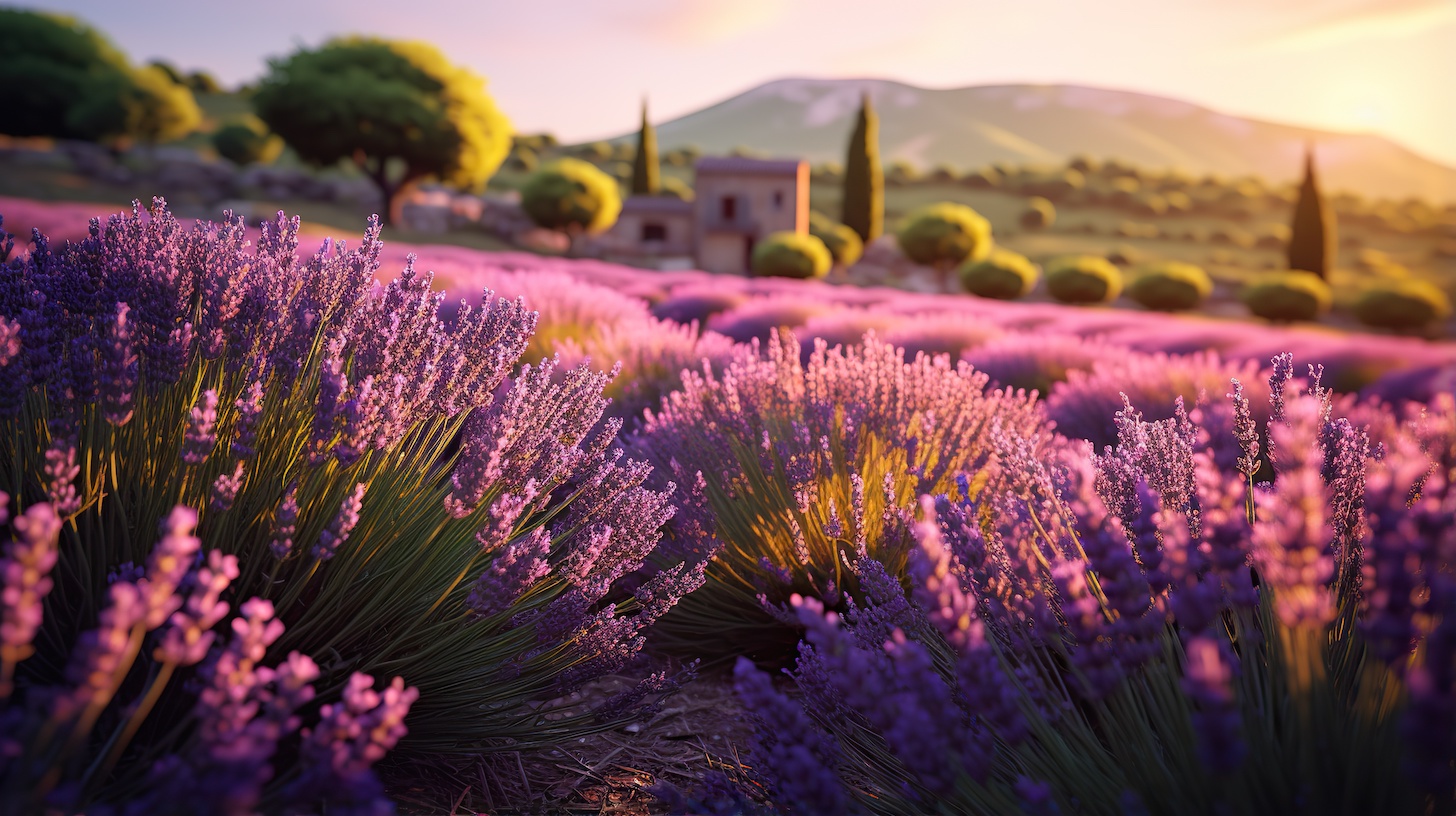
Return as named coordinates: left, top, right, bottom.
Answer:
left=841, top=91, right=883, bottom=243
left=1287, top=144, right=1336, bottom=279
left=631, top=98, right=660, bottom=196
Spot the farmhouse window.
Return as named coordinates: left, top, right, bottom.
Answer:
left=641, top=223, right=667, bottom=242
left=772, top=190, right=784, bottom=210
left=721, top=196, right=737, bottom=221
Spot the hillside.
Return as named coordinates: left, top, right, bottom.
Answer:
left=608, top=79, right=1456, bottom=203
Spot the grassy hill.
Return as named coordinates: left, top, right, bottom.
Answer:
left=600, top=78, right=1456, bottom=204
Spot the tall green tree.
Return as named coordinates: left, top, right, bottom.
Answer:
left=1288, top=145, right=1336, bottom=279
left=841, top=92, right=883, bottom=243
left=631, top=99, right=660, bottom=196
left=0, top=9, right=133, bottom=141
left=253, top=37, right=512, bottom=226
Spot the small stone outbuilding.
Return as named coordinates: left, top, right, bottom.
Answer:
left=692, top=157, right=809, bottom=274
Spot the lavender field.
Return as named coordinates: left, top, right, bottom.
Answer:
left=0, top=199, right=1451, bottom=815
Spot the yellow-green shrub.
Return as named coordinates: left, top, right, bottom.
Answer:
left=1127, top=261, right=1213, bottom=312
left=960, top=248, right=1039, bottom=300
left=1045, top=255, right=1123, bottom=303
left=1242, top=271, right=1331, bottom=322
left=751, top=231, right=832, bottom=279
left=1353, top=279, right=1452, bottom=330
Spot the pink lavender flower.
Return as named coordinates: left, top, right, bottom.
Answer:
left=52, top=581, right=146, bottom=723
left=312, top=483, right=366, bottom=561
left=182, top=389, right=219, bottom=464
left=1, top=502, right=62, bottom=668
left=156, top=549, right=239, bottom=666
left=269, top=482, right=299, bottom=560
left=211, top=461, right=246, bottom=512
left=138, top=506, right=203, bottom=629
left=0, top=316, right=20, bottom=368
left=43, top=438, right=81, bottom=516
left=298, top=672, right=419, bottom=791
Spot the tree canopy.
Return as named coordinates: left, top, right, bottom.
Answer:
left=0, top=8, right=199, bottom=145
left=253, top=37, right=512, bottom=225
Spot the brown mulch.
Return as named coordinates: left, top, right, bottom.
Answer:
left=384, top=666, right=757, bottom=815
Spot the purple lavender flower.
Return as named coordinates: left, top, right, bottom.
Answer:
left=269, top=482, right=299, bottom=560
left=230, top=380, right=265, bottom=459
left=312, top=483, right=365, bottom=561
left=1183, top=635, right=1245, bottom=774
left=733, top=656, right=849, bottom=814
left=1, top=502, right=62, bottom=674
left=1227, top=379, right=1260, bottom=479
left=182, top=389, right=219, bottom=465
left=99, top=303, right=139, bottom=426
left=466, top=528, right=552, bottom=618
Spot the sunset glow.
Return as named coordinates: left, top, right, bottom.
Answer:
left=32, top=0, right=1456, bottom=166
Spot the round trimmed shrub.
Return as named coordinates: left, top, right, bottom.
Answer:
left=1020, top=196, right=1056, bottom=229
left=211, top=117, right=283, bottom=166
left=960, top=248, right=1039, bottom=300
left=751, top=231, right=832, bottom=279
left=896, top=202, right=993, bottom=270
left=1242, top=271, right=1332, bottom=322
left=1127, top=261, right=1213, bottom=312
left=1045, top=255, right=1123, bottom=304
left=809, top=212, right=864, bottom=268
left=521, top=157, right=623, bottom=235
left=1353, top=280, right=1452, bottom=330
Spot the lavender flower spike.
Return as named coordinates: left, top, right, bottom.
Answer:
left=156, top=549, right=239, bottom=666
left=182, top=389, right=220, bottom=465
left=211, top=461, right=246, bottom=512
left=270, top=483, right=300, bottom=560
left=100, top=303, right=140, bottom=426
left=313, top=483, right=366, bottom=561
left=1, top=502, right=63, bottom=673
left=43, top=438, right=82, bottom=516
left=138, top=506, right=203, bottom=629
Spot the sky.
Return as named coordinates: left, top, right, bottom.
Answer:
left=25, top=0, right=1456, bottom=167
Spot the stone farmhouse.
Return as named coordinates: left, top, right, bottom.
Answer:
left=600, top=156, right=809, bottom=273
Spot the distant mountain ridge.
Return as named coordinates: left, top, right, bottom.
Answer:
left=611, top=78, right=1456, bottom=203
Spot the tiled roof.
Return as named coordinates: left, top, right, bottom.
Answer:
left=694, top=157, right=805, bottom=176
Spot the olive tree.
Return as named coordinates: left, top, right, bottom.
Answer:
left=253, top=37, right=512, bottom=225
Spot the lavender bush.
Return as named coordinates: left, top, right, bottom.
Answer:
left=716, top=358, right=1456, bottom=814
left=631, top=330, right=1044, bottom=660
left=0, top=203, right=694, bottom=811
